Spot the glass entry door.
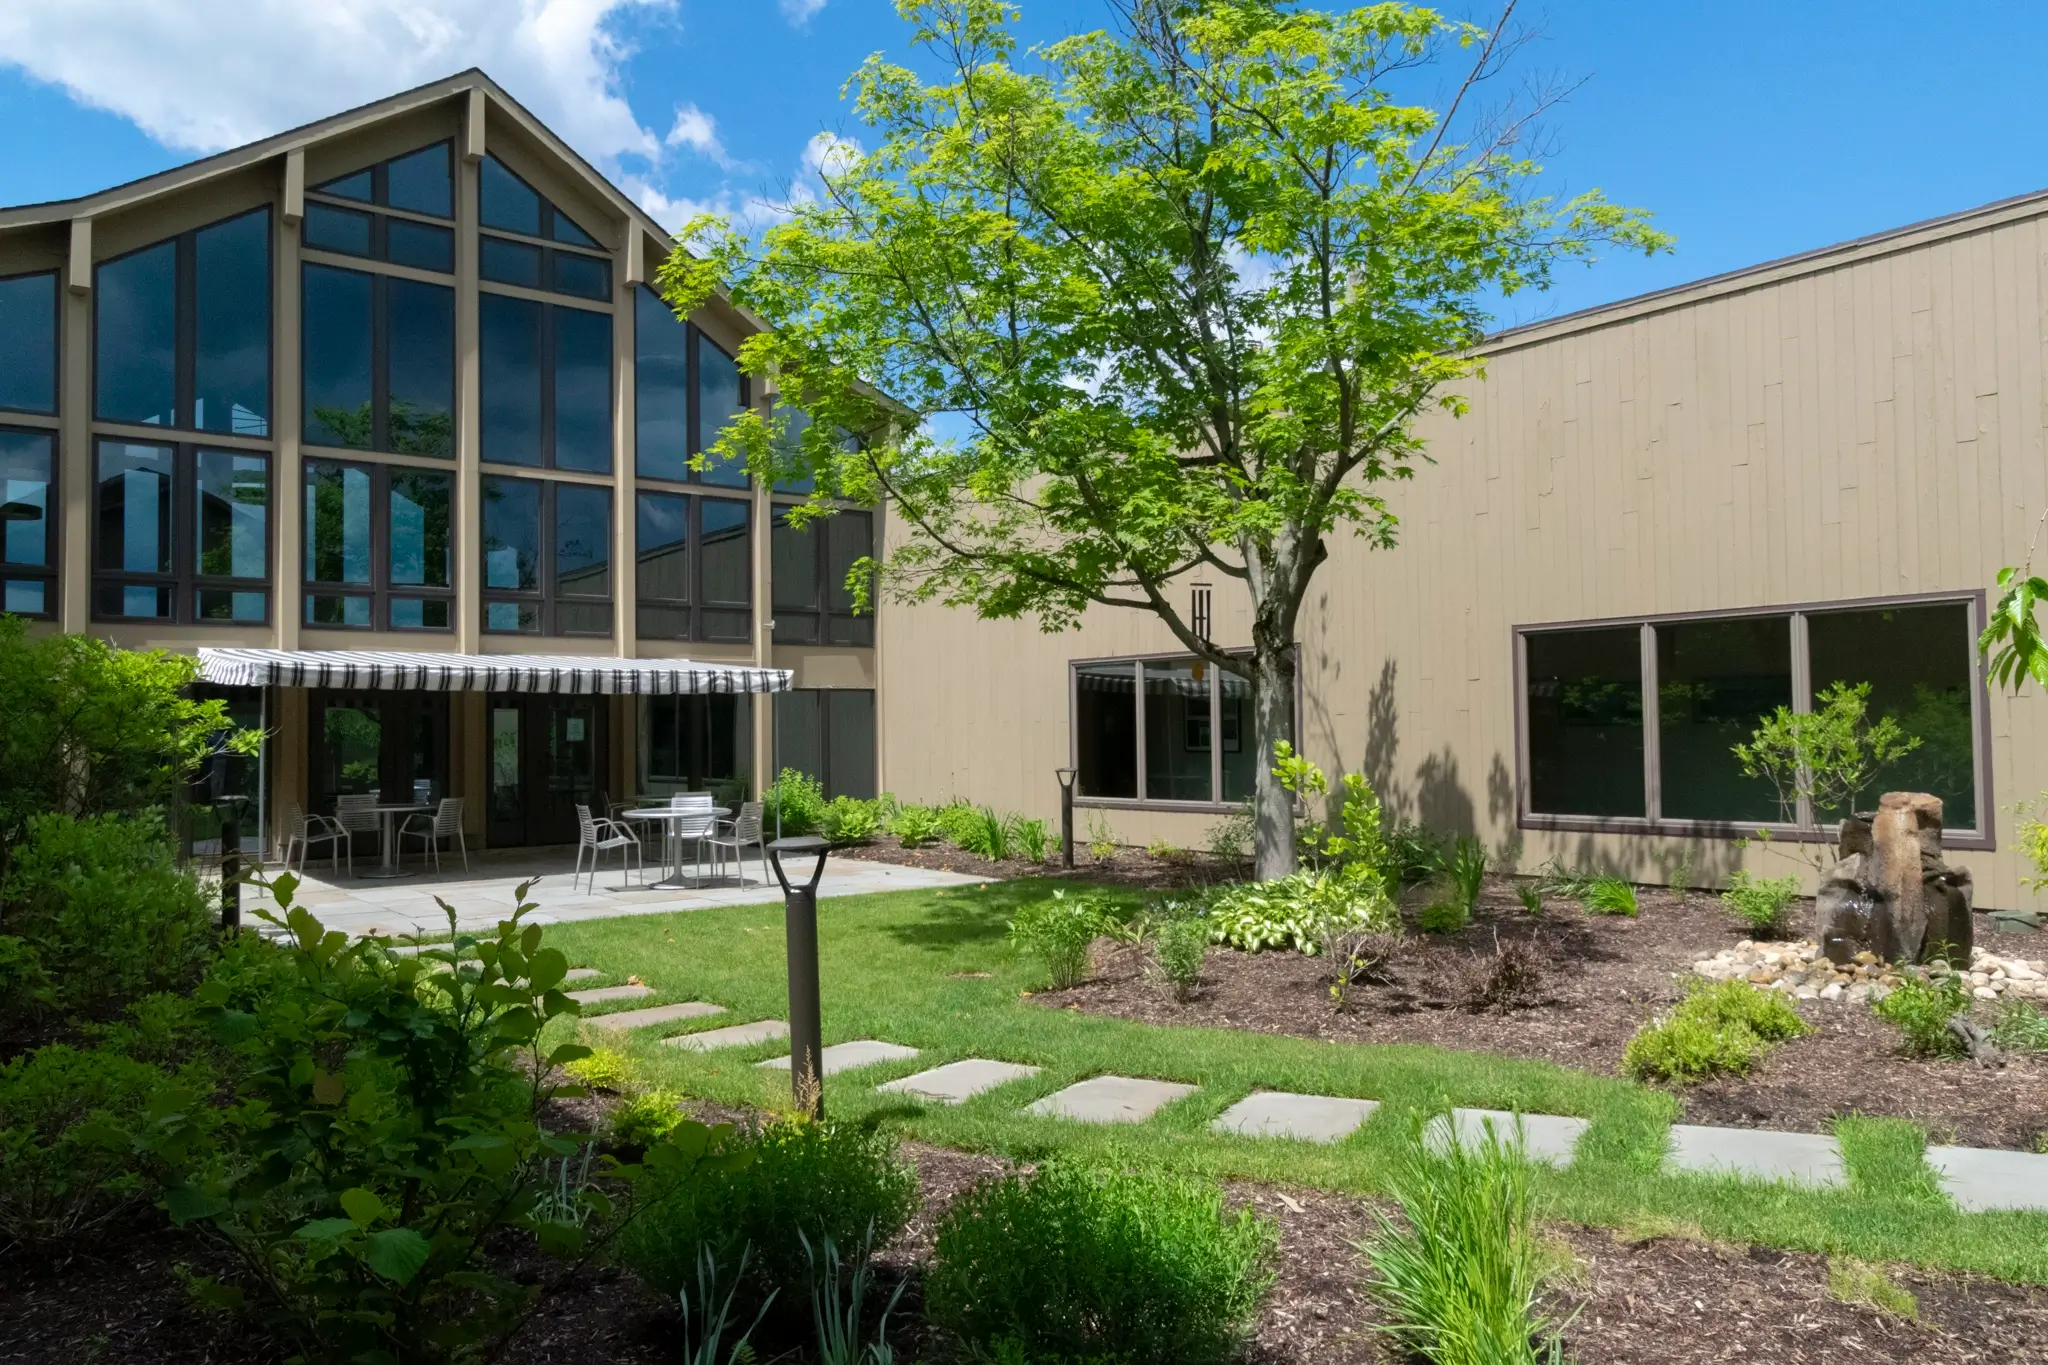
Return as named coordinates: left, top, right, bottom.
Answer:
left=485, top=693, right=608, bottom=847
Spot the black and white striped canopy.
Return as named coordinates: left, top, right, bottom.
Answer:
left=197, top=648, right=792, bottom=695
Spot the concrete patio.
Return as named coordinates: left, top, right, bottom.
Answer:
left=246, top=844, right=992, bottom=940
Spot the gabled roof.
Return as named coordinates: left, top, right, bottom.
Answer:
left=0, top=68, right=673, bottom=251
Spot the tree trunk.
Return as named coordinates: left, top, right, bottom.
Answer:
left=1251, top=643, right=1299, bottom=881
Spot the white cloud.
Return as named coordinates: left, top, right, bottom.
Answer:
left=665, top=101, right=738, bottom=170
left=779, top=0, right=828, bottom=26
left=0, top=0, right=669, bottom=167
left=800, top=130, right=862, bottom=181
left=627, top=176, right=796, bottom=236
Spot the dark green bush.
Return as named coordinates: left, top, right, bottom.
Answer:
left=0, top=933, right=53, bottom=1029
left=0, top=1042, right=176, bottom=1250
left=1384, top=823, right=1450, bottom=887
left=1623, top=980, right=1808, bottom=1083
left=763, top=768, right=828, bottom=837
left=4, top=812, right=214, bottom=1011
left=926, top=1161, right=1277, bottom=1365
left=1874, top=973, right=1972, bottom=1058
left=619, top=1116, right=918, bottom=1321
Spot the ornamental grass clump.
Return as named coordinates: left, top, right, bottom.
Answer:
left=1874, top=973, right=1972, bottom=1058
left=1581, top=876, right=1638, bottom=917
left=1360, top=1122, right=1569, bottom=1365
left=1008, top=891, right=1109, bottom=989
left=1623, top=979, right=1808, bottom=1083
left=926, top=1160, right=1277, bottom=1365
left=1721, top=870, right=1801, bottom=939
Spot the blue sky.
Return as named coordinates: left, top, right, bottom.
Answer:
left=4, top=1, right=2047, bottom=326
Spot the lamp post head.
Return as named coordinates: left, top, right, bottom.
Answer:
left=767, top=835, right=830, bottom=896
left=1054, top=766, right=1078, bottom=792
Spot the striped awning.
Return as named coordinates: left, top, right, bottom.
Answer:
left=197, top=647, right=792, bottom=695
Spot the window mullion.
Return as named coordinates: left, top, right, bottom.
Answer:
left=1639, top=622, right=1660, bottom=824
left=1791, top=612, right=1813, bottom=829
left=1210, top=666, right=1222, bottom=805
left=1131, top=660, right=1147, bottom=803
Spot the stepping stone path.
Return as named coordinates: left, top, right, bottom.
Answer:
left=1927, top=1145, right=2048, bottom=1212
left=585, top=1002, right=727, bottom=1032
left=563, top=967, right=601, bottom=982
left=662, top=1019, right=789, bottom=1051
left=567, top=985, right=654, bottom=1005
left=879, top=1059, right=1042, bottom=1105
left=760, top=1041, right=920, bottom=1076
left=1667, top=1124, right=1846, bottom=1187
left=1213, top=1091, right=1378, bottom=1143
left=1427, top=1109, right=1590, bottom=1167
left=1026, top=1075, right=1197, bottom=1125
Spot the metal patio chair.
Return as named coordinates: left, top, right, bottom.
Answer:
left=281, top=801, right=350, bottom=875
left=333, top=794, right=381, bottom=874
left=574, top=803, right=642, bottom=893
left=705, top=800, right=769, bottom=888
left=398, top=796, right=469, bottom=874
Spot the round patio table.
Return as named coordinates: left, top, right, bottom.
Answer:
left=619, top=806, right=729, bottom=889
left=355, top=803, right=433, bottom=879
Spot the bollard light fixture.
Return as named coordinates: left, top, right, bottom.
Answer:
left=1054, top=767, right=1078, bottom=870
left=768, top=835, right=830, bottom=1118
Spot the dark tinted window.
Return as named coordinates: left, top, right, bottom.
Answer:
left=480, top=237, right=543, bottom=288
left=1219, top=670, right=1255, bottom=802
left=1809, top=603, right=1977, bottom=828
left=386, top=219, right=454, bottom=272
left=1075, top=661, right=1136, bottom=798
left=827, top=513, right=870, bottom=613
left=387, top=278, right=454, bottom=457
left=552, top=252, right=609, bottom=300
left=194, top=449, right=267, bottom=583
left=0, top=430, right=53, bottom=568
left=696, top=332, right=747, bottom=486
left=1526, top=627, right=1645, bottom=818
left=553, top=307, right=611, bottom=472
left=826, top=690, right=877, bottom=799
left=0, top=273, right=58, bottom=414
left=96, top=441, right=174, bottom=574
left=700, top=499, right=750, bottom=606
left=385, top=144, right=452, bottom=218
left=552, top=211, right=600, bottom=249
left=95, top=240, right=176, bottom=426
left=634, top=285, right=689, bottom=481
left=1657, top=617, right=1790, bottom=822
left=480, top=156, right=541, bottom=236
left=554, top=483, right=610, bottom=599
left=480, top=293, right=542, bottom=466
left=315, top=168, right=372, bottom=201
left=636, top=492, right=688, bottom=602
left=301, top=264, right=374, bottom=448
left=193, top=208, right=270, bottom=438
left=481, top=476, right=540, bottom=590
left=305, top=460, right=372, bottom=584
left=304, top=203, right=373, bottom=256
left=389, top=469, right=452, bottom=588
left=772, top=510, right=817, bottom=611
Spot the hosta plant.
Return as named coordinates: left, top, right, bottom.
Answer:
left=1205, top=868, right=1393, bottom=955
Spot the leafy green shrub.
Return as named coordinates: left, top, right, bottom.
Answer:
left=1009, top=816, right=1051, bottom=863
left=1362, top=1122, right=1567, bottom=1365
left=1153, top=917, right=1209, bottom=1003
left=1582, top=876, right=1639, bottom=917
left=609, top=1090, right=687, bottom=1150
left=1417, top=897, right=1470, bottom=935
left=0, top=1042, right=174, bottom=1250
left=1990, top=998, right=2048, bottom=1055
left=1085, top=808, right=1121, bottom=862
left=820, top=796, right=882, bottom=846
left=944, top=805, right=1011, bottom=861
left=887, top=804, right=942, bottom=847
left=1009, top=891, right=1108, bottom=988
left=1515, top=884, right=1542, bottom=916
left=1206, top=867, right=1393, bottom=954
left=4, top=811, right=215, bottom=1011
left=926, top=1160, right=1277, bottom=1365
left=1875, top=973, right=1971, bottom=1058
left=1623, top=980, right=1808, bottom=1083
left=936, top=801, right=983, bottom=847
left=621, top=1118, right=918, bottom=1325
left=565, top=1045, right=636, bottom=1092
left=1446, top=837, right=1487, bottom=914
left=1384, top=822, right=1450, bottom=886
left=1721, top=870, right=1801, bottom=938
left=153, top=881, right=738, bottom=1365
left=0, top=933, right=52, bottom=1028
left=763, top=768, right=828, bottom=837
left=1206, top=800, right=1255, bottom=862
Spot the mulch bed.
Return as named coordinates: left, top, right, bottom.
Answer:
left=831, top=836, right=1247, bottom=891
left=1050, top=880, right=2048, bottom=1151
left=10, top=1129, right=2048, bottom=1364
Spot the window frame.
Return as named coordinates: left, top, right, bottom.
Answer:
left=477, top=288, right=614, bottom=472
left=1066, top=649, right=1281, bottom=814
left=1512, top=590, right=1995, bottom=848
left=770, top=502, right=874, bottom=647
left=479, top=474, right=615, bottom=638
left=93, top=206, right=274, bottom=438
left=298, top=261, right=456, bottom=459
left=476, top=154, right=614, bottom=301
left=0, top=423, right=59, bottom=619
left=300, top=456, right=457, bottom=633
left=633, top=489, right=754, bottom=644
left=0, top=269, right=60, bottom=417
left=308, top=141, right=456, bottom=221
left=89, top=436, right=273, bottom=626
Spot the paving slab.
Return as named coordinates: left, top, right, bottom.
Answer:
left=1426, top=1109, right=1590, bottom=1166
left=878, top=1059, right=1042, bottom=1105
left=566, top=984, right=655, bottom=1005
left=1024, top=1075, right=1197, bottom=1125
left=759, top=1040, right=920, bottom=1076
left=584, top=1001, right=728, bottom=1032
left=661, top=1019, right=790, bottom=1051
left=1927, top=1145, right=2048, bottom=1212
left=1213, top=1091, right=1379, bottom=1143
left=1667, top=1124, right=1846, bottom=1187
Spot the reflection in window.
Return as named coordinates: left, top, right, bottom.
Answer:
left=636, top=491, right=689, bottom=638
left=0, top=429, right=55, bottom=616
left=554, top=483, right=611, bottom=620
left=0, top=272, right=58, bottom=415
left=1810, top=603, right=1978, bottom=828
left=644, top=694, right=753, bottom=803
left=193, top=209, right=270, bottom=436
left=193, top=450, right=268, bottom=621
left=302, top=265, right=452, bottom=457
left=1525, top=628, right=1645, bottom=818
left=95, top=240, right=177, bottom=427
left=386, top=278, right=454, bottom=456
left=700, top=499, right=750, bottom=605
left=94, top=440, right=267, bottom=623
left=302, top=264, right=373, bottom=448
left=696, top=332, right=747, bottom=486
left=1075, top=661, right=1137, bottom=799
left=553, top=307, right=612, bottom=472
left=772, top=508, right=873, bottom=646
left=385, top=144, right=452, bottom=218
left=480, top=155, right=542, bottom=235
left=305, top=202, right=374, bottom=256
left=1219, top=670, right=1255, bottom=801
left=386, top=220, right=454, bottom=273
left=96, top=441, right=174, bottom=577
left=323, top=701, right=383, bottom=797
left=635, top=285, right=689, bottom=481
left=773, top=689, right=876, bottom=799
left=481, top=237, right=543, bottom=288
left=1144, top=660, right=1212, bottom=801
left=1658, top=618, right=1790, bottom=823
left=390, top=469, right=452, bottom=589
left=481, top=293, right=543, bottom=466
left=482, top=476, right=541, bottom=592
left=552, top=252, right=609, bottom=300
left=635, top=493, right=750, bottom=642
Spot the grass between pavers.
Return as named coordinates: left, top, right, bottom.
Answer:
left=535, top=878, right=2048, bottom=1284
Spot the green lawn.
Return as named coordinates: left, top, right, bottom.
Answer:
left=536, top=878, right=2048, bottom=1283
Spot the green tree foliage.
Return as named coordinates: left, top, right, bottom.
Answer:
left=661, top=0, right=1668, bottom=879
left=1733, top=681, right=1920, bottom=876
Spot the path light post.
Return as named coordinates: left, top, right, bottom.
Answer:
left=1055, top=767, right=1078, bottom=870
left=768, top=835, right=830, bottom=1119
